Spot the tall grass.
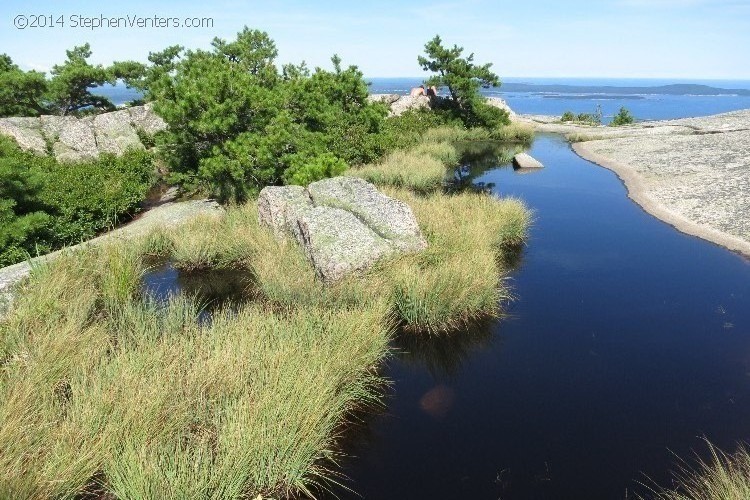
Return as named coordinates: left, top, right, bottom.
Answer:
left=422, top=123, right=534, bottom=144
left=422, top=126, right=493, bottom=143
left=492, top=122, right=535, bottom=143
left=0, top=246, right=392, bottom=498
left=384, top=188, right=528, bottom=332
left=643, top=442, right=750, bottom=500
left=0, top=133, right=530, bottom=498
left=350, top=145, right=453, bottom=194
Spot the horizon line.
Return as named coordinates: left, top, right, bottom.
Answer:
left=364, top=75, right=750, bottom=81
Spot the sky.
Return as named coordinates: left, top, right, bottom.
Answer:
left=2, top=0, right=750, bottom=79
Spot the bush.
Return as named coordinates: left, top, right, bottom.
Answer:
left=283, top=153, right=348, bottom=186
left=148, top=28, right=397, bottom=202
left=37, top=150, right=154, bottom=244
left=610, top=106, right=635, bottom=126
left=561, top=111, right=576, bottom=122
left=0, top=137, right=154, bottom=266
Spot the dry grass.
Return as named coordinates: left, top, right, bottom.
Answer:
left=643, top=441, right=750, bottom=500
left=350, top=146, right=452, bottom=194
left=0, top=134, right=531, bottom=498
left=0, top=246, right=391, bottom=499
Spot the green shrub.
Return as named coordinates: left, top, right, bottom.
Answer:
left=38, top=150, right=155, bottom=243
left=283, top=153, right=348, bottom=186
left=135, top=127, right=156, bottom=148
left=561, top=111, right=576, bottom=122
left=0, top=138, right=155, bottom=266
left=610, top=106, right=635, bottom=126
left=149, top=28, right=397, bottom=202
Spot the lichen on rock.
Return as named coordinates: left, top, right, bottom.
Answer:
left=258, top=177, right=427, bottom=282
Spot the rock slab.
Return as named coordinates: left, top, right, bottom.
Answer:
left=0, top=103, right=166, bottom=162
left=297, top=207, right=394, bottom=283
left=257, top=185, right=313, bottom=241
left=258, top=177, right=427, bottom=282
left=367, top=93, right=519, bottom=119
left=485, top=97, right=517, bottom=118
left=513, top=153, right=544, bottom=170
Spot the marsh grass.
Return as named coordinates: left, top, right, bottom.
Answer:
left=351, top=126, right=533, bottom=194
left=423, top=123, right=534, bottom=144
left=0, top=134, right=530, bottom=498
left=423, top=125, right=493, bottom=143
left=642, top=441, right=750, bottom=500
left=0, top=247, right=392, bottom=498
left=351, top=147, right=451, bottom=194
left=492, top=122, right=535, bottom=143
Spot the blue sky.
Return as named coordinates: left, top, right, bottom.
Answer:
left=2, top=0, right=749, bottom=79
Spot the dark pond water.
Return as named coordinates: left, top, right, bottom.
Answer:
left=140, top=261, right=253, bottom=319
left=329, top=134, right=750, bottom=499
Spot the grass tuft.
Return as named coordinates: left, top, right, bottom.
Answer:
left=642, top=441, right=750, bottom=500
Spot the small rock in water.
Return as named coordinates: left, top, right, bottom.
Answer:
left=513, top=152, right=544, bottom=170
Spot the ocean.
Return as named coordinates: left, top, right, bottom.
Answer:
left=98, top=77, right=750, bottom=123
left=368, top=77, right=750, bottom=123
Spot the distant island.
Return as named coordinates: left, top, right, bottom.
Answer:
left=500, top=83, right=750, bottom=96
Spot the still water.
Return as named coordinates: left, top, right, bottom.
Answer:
left=331, top=134, right=750, bottom=499
left=137, top=135, right=750, bottom=499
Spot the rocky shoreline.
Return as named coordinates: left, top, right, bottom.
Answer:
left=524, top=110, right=750, bottom=258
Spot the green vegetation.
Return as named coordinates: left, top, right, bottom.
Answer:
left=0, top=137, right=154, bottom=266
left=0, top=55, right=48, bottom=116
left=560, top=105, right=603, bottom=125
left=283, top=153, right=349, bottom=186
left=560, top=106, right=634, bottom=126
left=351, top=141, right=457, bottom=194
left=0, top=136, right=530, bottom=497
left=421, top=122, right=533, bottom=144
left=0, top=44, right=143, bottom=117
left=561, top=111, right=576, bottom=122
left=137, top=28, right=394, bottom=201
left=419, top=35, right=510, bottom=129
left=645, top=442, right=750, bottom=500
left=611, top=106, right=635, bottom=126
left=47, top=44, right=118, bottom=115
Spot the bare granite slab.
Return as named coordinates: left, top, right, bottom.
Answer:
left=572, top=124, right=750, bottom=257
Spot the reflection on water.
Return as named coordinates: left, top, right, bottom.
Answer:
left=393, top=321, right=498, bottom=378
left=449, top=141, right=528, bottom=193
left=419, top=384, right=455, bottom=419
left=332, top=134, right=750, bottom=499
left=140, top=261, right=254, bottom=319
